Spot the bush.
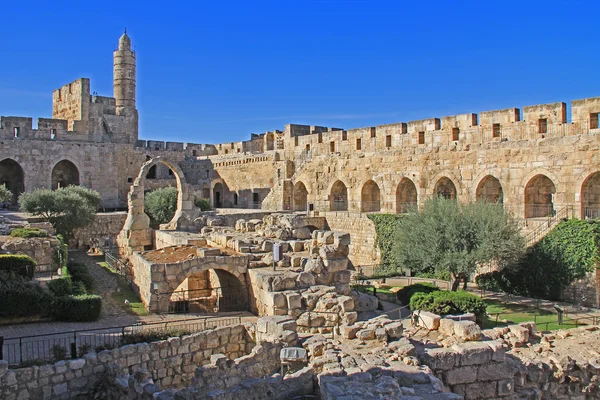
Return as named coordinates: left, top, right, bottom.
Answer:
left=144, top=187, right=178, bottom=226
left=53, top=294, right=102, bottom=322
left=67, top=263, right=93, bottom=290
left=0, top=254, right=36, bottom=280
left=396, top=283, right=440, bottom=305
left=475, top=271, right=505, bottom=292
left=194, top=197, right=211, bottom=211
left=51, top=345, right=68, bottom=362
left=410, top=290, right=487, bottom=320
left=9, top=228, right=48, bottom=238
left=48, top=276, right=73, bottom=297
left=0, top=282, right=54, bottom=317
left=0, top=184, right=12, bottom=204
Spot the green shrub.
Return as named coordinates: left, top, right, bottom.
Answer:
left=71, top=281, right=87, bottom=295
left=48, top=277, right=73, bottom=297
left=0, top=282, right=54, bottom=317
left=0, top=254, right=36, bottom=280
left=67, top=263, right=94, bottom=290
left=120, top=328, right=192, bottom=345
left=53, top=294, right=102, bottom=322
left=410, top=290, right=487, bottom=319
left=144, top=187, right=178, bottom=226
left=396, top=283, right=440, bottom=305
left=368, top=214, right=403, bottom=270
left=9, top=228, right=48, bottom=238
left=194, top=197, right=211, bottom=211
left=51, top=345, right=68, bottom=362
left=475, top=271, right=505, bottom=292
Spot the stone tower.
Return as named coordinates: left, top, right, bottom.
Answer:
left=113, top=31, right=136, bottom=110
left=113, top=30, right=139, bottom=142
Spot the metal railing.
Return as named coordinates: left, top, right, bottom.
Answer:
left=582, top=207, right=600, bottom=219
left=0, top=315, right=242, bottom=367
left=524, top=206, right=571, bottom=247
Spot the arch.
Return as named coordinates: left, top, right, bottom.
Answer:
left=434, top=177, right=457, bottom=200
left=117, top=157, right=197, bottom=257
left=146, top=165, right=157, bottom=179
left=330, top=180, right=348, bottom=211
left=524, top=174, right=556, bottom=218
left=361, top=180, right=381, bottom=212
left=0, top=158, right=24, bottom=207
left=51, top=160, right=80, bottom=190
left=581, top=171, right=600, bottom=219
left=213, top=182, right=224, bottom=208
left=396, top=177, right=417, bottom=213
left=293, top=181, right=308, bottom=211
left=475, top=175, right=504, bottom=203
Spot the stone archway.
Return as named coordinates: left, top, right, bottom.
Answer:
left=293, top=181, right=308, bottom=211
left=213, top=183, right=224, bottom=208
left=396, top=178, right=417, bottom=213
left=0, top=158, right=24, bottom=207
left=361, top=180, right=381, bottom=212
left=434, top=177, right=457, bottom=200
left=476, top=175, right=503, bottom=203
left=525, top=174, right=556, bottom=218
left=581, top=171, right=600, bottom=219
left=51, top=160, right=79, bottom=189
left=117, top=156, right=197, bottom=257
left=330, top=180, right=348, bottom=211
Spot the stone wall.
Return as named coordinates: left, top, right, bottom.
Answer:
left=70, top=212, right=127, bottom=249
left=0, top=236, right=61, bottom=273
left=322, top=211, right=380, bottom=269
left=562, top=269, right=600, bottom=308
left=0, top=324, right=254, bottom=400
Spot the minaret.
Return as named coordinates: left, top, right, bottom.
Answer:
left=113, top=30, right=136, bottom=111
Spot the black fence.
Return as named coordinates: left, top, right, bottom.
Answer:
left=0, top=315, right=242, bottom=367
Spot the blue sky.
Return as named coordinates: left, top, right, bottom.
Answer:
left=0, top=1, right=598, bottom=144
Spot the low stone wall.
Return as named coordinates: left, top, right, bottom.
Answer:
left=70, top=211, right=127, bottom=249
left=321, top=211, right=380, bottom=270
left=0, top=324, right=254, bottom=400
left=1, top=236, right=61, bottom=272
left=562, top=269, right=600, bottom=308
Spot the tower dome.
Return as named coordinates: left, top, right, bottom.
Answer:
left=118, top=31, right=131, bottom=51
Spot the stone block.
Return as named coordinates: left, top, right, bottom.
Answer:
left=464, top=381, right=497, bottom=400
left=453, top=320, right=482, bottom=341
left=0, top=361, right=7, bottom=378
left=451, top=342, right=491, bottom=366
left=439, top=318, right=455, bottom=336
left=497, top=378, right=515, bottom=396
left=421, top=348, right=456, bottom=371
left=487, top=340, right=506, bottom=362
left=477, top=361, right=516, bottom=381
left=341, top=324, right=361, bottom=340
left=443, top=366, right=478, bottom=385
left=384, top=322, right=403, bottom=339
left=417, top=311, right=441, bottom=330
left=356, top=329, right=376, bottom=341
left=508, top=324, right=529, bottom=343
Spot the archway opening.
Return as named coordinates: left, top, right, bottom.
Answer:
left=213, top=183, right=224, bottom=208
left=293, top=181, right=308, bottom=211
left=476, top=175, right=503, bottom=204
left=0, top=159, right=24, bottom=207
left=396, top=178, right=417, bottom=213
left=330, top=180, right=348, bottom=211
left=525, top=174, right=556, bottom=218
left=146, top=165, right=157, bottom=179
left=51, top=160, right=80, bottom=190
left=361, top=180, right=381, bottom=212
left=168, top=269, right=247, bottom=313
left=581, top=172, right=600, bottom=219
left=434, top=177, right=457, bottom=200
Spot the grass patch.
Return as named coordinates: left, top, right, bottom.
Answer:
left=354, top=285, right=397, bottom=296
left=97, top=262, right=148, bottom=316
left=483, top=299, right=581, bottom=331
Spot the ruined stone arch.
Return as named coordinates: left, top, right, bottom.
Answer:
left=524, top=174, right=556, bottom=218
left=580, top=171, right=600, bottom=219
left=213, top=182, right=224, bottom=208
left=329, top=179, right=349, bottom=211
left=361, top=180, right=381, bottom=212
left=51, top=159, right=80, bottom=190
left=0, top=158, right=24, bottom=207
left=117, top=157, right=196, bottom=257
left=396, top=177, right=418, bottom=213
left=475, top=175, right=504, bottom=204
left=433, top=176, right=458, bottom=200
left=293, top=181, right=309, bottom=211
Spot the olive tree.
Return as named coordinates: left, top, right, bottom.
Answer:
left=19, top=186, right=101, bottom=238
left=394, top=197, right=525, bottom=291
left=144, top=187, right=178, bottom=226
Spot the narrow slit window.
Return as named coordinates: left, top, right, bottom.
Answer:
left=452, top=127, right=460, bottom=141
left=342, top=131, right=347, bottom=141
left=590, top=113, right=599, bottom=129
left=538, top=118, right=547, bottom=134
left=330, top=141, right=335, bottom=153
left=294, top=136, right=299, bottom=146
left=356, top=138, right=362, bottom=150
left=418, top=131, right=425, bottom=145
left=370, top=127, right=376, bottom=138
left=13, top=127, right=20, bottom=138
left=50, top=128, right=57, bottom=139
left=318, top=133, right=322, bottom=143
left=305, top=144, right=310, bottom=151
left=385, top=135, right=392, bottom=148
left=492, top=123, right=501, bottom=138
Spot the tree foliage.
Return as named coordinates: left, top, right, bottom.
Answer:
left=144, top=187, right=178, bottom=226
left=19, top=186, right=101, bottom=238
left=0, top=184, right=12, bottom=203
left=394, top=197, right=525, bottom=290
left=476, top=219, right=600, bottom=300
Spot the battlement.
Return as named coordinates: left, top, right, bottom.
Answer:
left=134, top=140, right=218, bottom=157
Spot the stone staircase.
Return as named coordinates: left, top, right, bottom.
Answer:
left=523, top=206, right=572, bottom=247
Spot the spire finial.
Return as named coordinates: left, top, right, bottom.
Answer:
left=124, top=28, right=127, bottom=34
